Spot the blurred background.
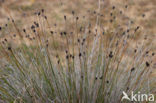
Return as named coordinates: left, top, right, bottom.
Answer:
left=0, top=0, right=156, bottom=69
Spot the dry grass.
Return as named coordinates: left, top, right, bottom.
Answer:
left=0, top=0, right=156, bottom=103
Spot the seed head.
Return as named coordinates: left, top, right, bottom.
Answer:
left=31, top=25, right=35, bottom=29
left=79, top=53, right=82, bottom=57
left=8, top=47, right=11, bottom=51
left=57, top=60, right=60, bottom=64
left=76, top=17, right=79, bottom=20
left=131, top=67, right=135, bottom=72
left=60, top=32, right=63, bottom=36
left=103, top=32, right=105, bottom=35
left=50, top=31, right=53, bottom=34
left=12, top=19, right=14, bottom=23
left=120, top=11, right=122, bottom=14
left=110, top=19, right=113, bottom=23
left=4, top=38, right=7, bottom=42
left=110, top=12, right=113, bottom=16
left=23, top=29, right=26, bottom=33
left=125, top=5, right=128, bottom=8
left=142, top=14, right=145, bottom=18
left=38, top=12, right=41, bottom=16
left=13, top=34, right=16, bottom=37
left=72, top=11, right=75, bottom=15
left=65, top=50, right=68, bottom=54
left=64, top=15, right=66, bottom=20
left=41, top=9, right=44, bottom=13
left=146, top=61, right=150, bottom=67
left=63, top=32, right=67, bottom=35
left=112, top=6, right=115, bottom=10
left=77, top=39, right=80, bottom=43
left=72, top=56, right=74, bottom=59
left=109, top=51, right=113, bottom=58
left=33, top=30, right=36, bottom=33
left=66, top=55, right=69, bottom=59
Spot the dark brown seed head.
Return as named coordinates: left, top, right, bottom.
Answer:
left=79, top=53, right=82, bottom=57
left=110, top=19, right=113, bottom=23
left=109, top=51, right=113, bottom=58
left=93, top=11, right=96, bottom=14
left=64, top=15, right=66, bottom=20
left=70, top=54, right=72, bottom=58
left=38, top=12, right=41, bottom=16
left=72, top=11, right=75, bottom=15
left=89, top=30, right=91, bottom=34
left=46, top=44, right=48, bottom=47
left=0, top=26, right=1, bottom=31
left=64, top=32, right=67, bottom=35
left=66, top=55, right=69, bottom=59
left=72, top=56, right=74, bottom=59
left=31, top=25, right=35, bottom=29
left=33, top=30, right=36, bottom=33
left=50, top=31, right=53, bottom=34
left=135, top=26, right=140, bottom=32
left=41, top=9, right=44, bottom=13
left=125, top=5, right=128, bottom=8
left=142, top=14, right=145, bottom=18
left=13, top=34, right=16, bottom=37
left=83, top=38, right=86, bottom=42
left=122, top=32, right=125, bottom=35
left=77, top=39, right=80, bottom=43
left=103, top=32, right=105, bottom=35
left=81, top=75, right=83, bottom=79
left=131, top=67, right=135, bottom=72
left=70, top=32, right=73, bottom=35
left=44, top=16, right=47, bottom=19
left=23, top=29, right=26, bottom=33
left=146, top=61, right=150, bottom=67
left=56, top=55, right=59, bottom=58
left=113, top=16, right=116, bottom=20
left=4, top=38, right=7, bottom=42
left=57, top=60, right=60, bottom=64
left=76, top=17, right=79, bottom=20
left=65, top=50, right=68, bottom=54
left=60, top=32, right=63, bottom=36
left=120, top=11, right=122, bottom=14
left=112, top=6, right=115, bottom=10
left=8, top=47, right=11, bottom=51
left=146, top=51, right=149, bottom=54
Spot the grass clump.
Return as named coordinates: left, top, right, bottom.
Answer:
left=0, top=1, right=155, bottom=103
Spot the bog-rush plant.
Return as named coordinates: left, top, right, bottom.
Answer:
left=0, top=1, right=155, bottom=103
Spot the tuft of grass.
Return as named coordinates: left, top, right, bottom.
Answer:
left=0, top=1, right=155, bottom=103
